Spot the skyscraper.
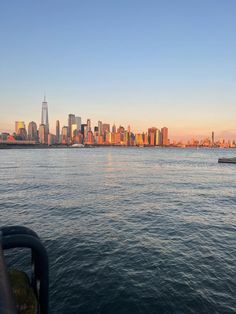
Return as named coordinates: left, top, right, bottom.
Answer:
left=112, top=123, right=116, bottom=133
left=56, top=120, right=60, bottom=143
left=15, top=121, right=25, bottom=134
left=148, top=127, right=157, bottom=146
left=61, top=126, right=69, bottom=144
left=28, top=121, right=38, bottom=141
left=81, top=124, right=87, bottom=137
left=75, top=116, right=81, bottom=131
left=39, top=124, right=46, bottom=144
left=41, top=96, right=49, bottom=134
left=87, top=119, right=91, bottom=132
left=98, top=121, right=102, bottom=135
left=161, top=127, right=168, bottom=146
left=71, top=123, right=77, bottom=139
left=68, top=114, right=75, bottom=141
left=102, top=123, right=110, bottom=134
left=17, top=128, right=27, bottom=140
left=155, top=129, right=161, bottom=146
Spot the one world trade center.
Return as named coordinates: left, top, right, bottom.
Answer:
left=41, top=95, right=49, bottom=135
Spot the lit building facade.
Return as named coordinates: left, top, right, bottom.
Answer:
left=85, top=131, right=94, bottom=144
left=17, top=128, right=27, bottom=140
left=212, top=131, right=215, bottom=146
left=28, top=121, right=38, bottom=141
left=161, top=127, right=168, bottom=146
left=98, top=121, right=102, bottom=135
left=102, top=123, right=110, bottom=134
left=75, top=116, right=81, bottom=131
left=15, top=121, right=25, bottom=134
left=56, top=120, right=60, bottom=143
left=105, top=132, right=111, bottom=144
left=135, top=133, right=144, bottom=146
left=39, top=124, right=46, bottom=144
left=61, top=126, right=69, bottom=144
left=41, top=96, right=49, bottom=137
left=148, top=127, right=157, bottom=146
left=112, top=124, right=116, bottom=133
left=48, top=134, right=56, bottom=146
left=142, top=133, right=148, bottom=145
left=68, top=114, right=76, bottom=141
left=71, top=123, right=77, bottom=139
left=97, top=135, right=104, bottom=145
left=87, top=119, right=91, bottom=132
left=155, top=129, right=161, bottom=146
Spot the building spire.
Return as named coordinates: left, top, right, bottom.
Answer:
left=44, top=93, right=46, bottom=102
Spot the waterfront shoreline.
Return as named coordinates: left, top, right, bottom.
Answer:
left=1, top=144, right=236, bottom=150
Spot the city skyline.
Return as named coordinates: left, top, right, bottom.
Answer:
left=0, top=1, right=236, bottom=139
left=1, top=96, right=236, bottom=147
left=0, top=95, right=235, bottom=142
left=1, top=93, right=236, bottom=141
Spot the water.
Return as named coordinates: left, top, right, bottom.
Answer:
left=0, top=147, right=236, bottom=313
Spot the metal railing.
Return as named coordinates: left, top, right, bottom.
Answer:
left=0, top=226, right=49, bottom=314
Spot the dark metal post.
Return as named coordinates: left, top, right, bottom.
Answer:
left=0, top=232, right=17, bottom=314
left=1, top=226, right=49, bottom=314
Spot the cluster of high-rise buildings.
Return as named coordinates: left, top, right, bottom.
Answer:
left=1, top=97, right=169, bottom=147
left=2, top=97, right=234, bottom=148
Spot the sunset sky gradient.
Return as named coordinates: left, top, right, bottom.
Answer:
left=0, top=0, right=236, bottom=140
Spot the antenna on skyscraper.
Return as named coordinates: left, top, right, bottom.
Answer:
left=44, top=92, right=46, bottom=102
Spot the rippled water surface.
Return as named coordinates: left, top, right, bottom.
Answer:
left=0, top=148, right=236, bottom=313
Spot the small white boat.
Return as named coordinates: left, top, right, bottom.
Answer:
left=218, top=157, right=236, bottom=164
left=71, top=144, right=85, bottom=148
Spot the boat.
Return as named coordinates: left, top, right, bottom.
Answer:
left=218, top=157, right=236, bottom=164
left=71, top=144, right=85, bottom=148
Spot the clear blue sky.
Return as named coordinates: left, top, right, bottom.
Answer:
left=0, top=0, right=236, bottom=139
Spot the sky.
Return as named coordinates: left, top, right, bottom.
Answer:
left=0, top=0, right=236, bottom=140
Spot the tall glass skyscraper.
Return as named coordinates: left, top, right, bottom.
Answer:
left=68, top=114, right=76, bottom=140
left=41, top=96, right=49, bottom=134
left=75, top=116, right=81, bottom=131
left=56, top=120, right=60, bottom=143
left=98, top=121, right=102, bottom=135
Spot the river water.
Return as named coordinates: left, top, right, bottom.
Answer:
left=0, top=148, right=235, bottom=313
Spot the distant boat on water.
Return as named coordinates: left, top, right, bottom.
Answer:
left=71, top=144, right=85, bottom=148
left=218, top=157, right=236, bottom=164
